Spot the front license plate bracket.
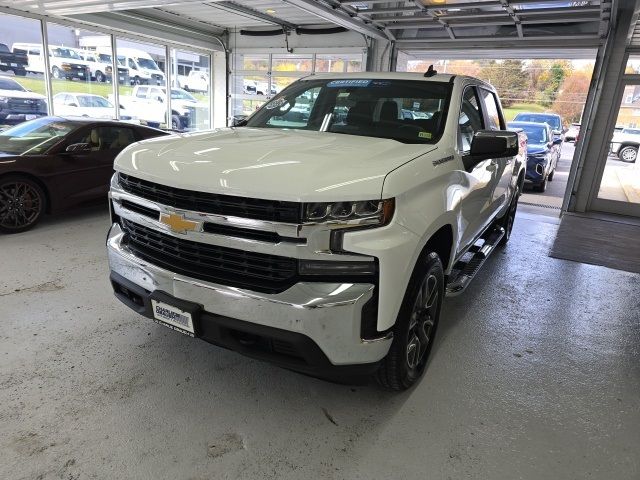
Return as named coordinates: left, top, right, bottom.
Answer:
left=150, top=291, right=202, bottom=337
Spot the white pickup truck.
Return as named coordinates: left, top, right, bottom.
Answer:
left=114, top=85, right=208, bottom=130
left=107, top=72, right=525, bottom=390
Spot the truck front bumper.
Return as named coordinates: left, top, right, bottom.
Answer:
left=107, top=224, right=392, bottom=381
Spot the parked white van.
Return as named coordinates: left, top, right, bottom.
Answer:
left=98, top=47, right=165, bottom=86
left=12, top=43, right=90, bottom=81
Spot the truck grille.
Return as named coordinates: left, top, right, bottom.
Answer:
left=121, top=219, right=298, bottom=293
left=118, top=174, right=302, bottom=223
left=7, top=98, right=46, bottom=113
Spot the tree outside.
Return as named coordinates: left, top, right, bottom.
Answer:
left=403, top=58, right=594, bottom=123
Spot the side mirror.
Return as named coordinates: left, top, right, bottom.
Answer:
left=156, top=96, right=163, bottom=102
left=465, top=130, right=519, bottom=168
left=65, top=142, right=90, bottom=153
left=552, top=129, right=562, bottom=136
left=553, top=137, right=563, bottom=146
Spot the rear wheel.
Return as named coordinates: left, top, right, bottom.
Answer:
left=14, top=68, right=26, bottom=76
left=0, top=177, right=46, bottom=233
left=95, top=70, right=105, bottom=82
left=52, top=66, right=62, bottom=80
left=376, top=251, right=444, bottom=391
left=171, top=115, right=181, bottom=130
left=618, top=146, right=638, bottom=163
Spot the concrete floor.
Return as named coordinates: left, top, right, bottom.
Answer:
left=1, top=207, right=639, bottom=480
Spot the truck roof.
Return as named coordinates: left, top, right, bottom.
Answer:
left=299, top=72, right=495, bottom=91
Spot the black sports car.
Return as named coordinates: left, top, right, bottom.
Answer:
left=0, top=116, right=169, bottom=233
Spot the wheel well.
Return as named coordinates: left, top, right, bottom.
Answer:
left=0, top=172, right=51, bottom=213
left=424, top=224, right=453, bottom=271
left=619, top=143, right=639, bottom=150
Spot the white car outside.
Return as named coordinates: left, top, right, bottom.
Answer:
left=178, top=70, right=209, bottom=93
left=53, top=93, right=138, bottom=122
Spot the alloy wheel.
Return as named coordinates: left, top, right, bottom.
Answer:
left=0, top=181, right=43, bottom=231
left=406, top=273, right=439, bottom=370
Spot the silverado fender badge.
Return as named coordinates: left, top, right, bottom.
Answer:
left=160, top=212, right=200, bottom=234
left=433, top=155, right=454, bottom=166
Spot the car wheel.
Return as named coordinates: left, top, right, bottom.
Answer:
left=171, top=115, right=181, bottom=130
left=376, top=251, right=444, bottom=391
left=14, top=68, right=26, bottom=77
left=535, top=176, right=548, bottom=193
left=618, top=146, right=638, bottom=163
left=95, top=70, right=105, bottom=82
left=133, top=76, right=141, bottom=85
left=498, top=190, right=519, bottom=246
left=548, top=169, right=555, bottom=181
left=0, top=176, right=46, bottom=234
left=52, top=67, right=61, bottom=79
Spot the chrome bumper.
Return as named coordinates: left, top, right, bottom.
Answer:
left=107, top=223, right=392, bottom=366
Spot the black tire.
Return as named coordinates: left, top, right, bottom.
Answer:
left=171, top=115, right=181, bottom=130
left=14, top=68, right=26, bottom=77
left=95, top=70, right=105, bottom=83
left=534, top=176, right=547, bottom=193
left=0, top=176, right=46, bottom=234
left=133, top=76, right=141, bottom=86
left=548, top=169, right=555, bottom=181
left=618, top=146, right=638, bottom=163
left=376, top=251, right=444, bottom=391
left=497, top=190, right=519, bottom=246
left=51, top=66, right=61, bottom=80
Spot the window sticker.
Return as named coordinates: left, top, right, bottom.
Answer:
left=418, top=131, right=432, bottom=139
left=265, top=97, right=288, bottom=110
left=327, top=79, right=372, bottom=88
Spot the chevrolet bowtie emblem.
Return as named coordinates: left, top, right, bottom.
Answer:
left=159, top=212, right=199, bottom=234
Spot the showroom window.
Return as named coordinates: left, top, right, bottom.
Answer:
left=116, top=38, right=167, bottom=128
left=230, top=51, right=365, bottom=124
left=48, top=23, right=117, bottom=119
left=0, top=12, right=49, bottom=126
left=170, top=48, right=211, bottom=131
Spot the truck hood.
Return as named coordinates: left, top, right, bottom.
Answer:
left=115, top=127, right=436, bottom=202
left=0, top=89, right=46, bottom=100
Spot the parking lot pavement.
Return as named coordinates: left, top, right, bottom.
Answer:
left=520, top=142, right=575, bottom=211
left=1, top=206, right=639, bottom=480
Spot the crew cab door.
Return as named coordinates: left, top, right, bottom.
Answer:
left=478, top=87, right=512, bottom=217
left=456, top=86, right=504, bottom=252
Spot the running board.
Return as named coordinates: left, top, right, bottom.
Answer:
left=446, top=226, right=505, bottom=297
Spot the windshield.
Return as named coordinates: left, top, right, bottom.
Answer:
left=0, top=118, right=78, bottom=155
left=623, top=128, right=640, bottom=135
left=78, top=95, right=112, bottom=108
left=521, top=125, right=547, bottom=144
left=170, top=89, right=196, bottom=101
left=98, top=53, right=112, bottom=64
left=52, top=47, right=82, bottom=60
left=514, top=113, right=561, bottom=131
left=245, top=79, right=451, bottom=144
left=136, top=57, right=159, bottom=70
left=0, top=78, right=26, bottom=91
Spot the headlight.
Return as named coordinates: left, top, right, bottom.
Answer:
left=304, top=198, right=395, bottom=226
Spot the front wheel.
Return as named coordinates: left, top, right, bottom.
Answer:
left=376, top=251, right=444, bottom=391
left=95, top=70, right=105, bottom=82
left=534, top=176, right=547, bottom=193
left=548, top=169, right=555, bottom=181
left=618, top=146, right=638, bottom=163
left=52, top=66, right=62, bottom=80
left=171, top=115, right=181, bottom=130
left=498, top=190, right=519, bottom=246
left=0, top=176, right=46, bottom=233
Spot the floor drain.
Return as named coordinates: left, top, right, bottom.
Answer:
left=520, top=201, right=562, bottom=210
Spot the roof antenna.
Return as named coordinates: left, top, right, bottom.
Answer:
left=424, top=64, right=437, bottom=77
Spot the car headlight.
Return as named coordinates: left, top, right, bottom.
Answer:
left=304, top=198, right=395, bottom=226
